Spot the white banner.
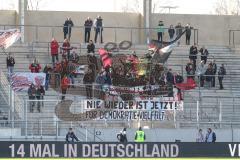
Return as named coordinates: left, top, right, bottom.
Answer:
left=11, top=72, right=46, bottom=91
left=83, top=99, right=183, bottom=111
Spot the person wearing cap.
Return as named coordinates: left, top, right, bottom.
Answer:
left=135, top=127, right=146, bottom=142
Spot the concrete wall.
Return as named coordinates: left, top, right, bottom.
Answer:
left=1, top=10, right=240, bottom=45
left=0, top=10, right=16, bottom=28
left=60, top=128, right=239, bottom=142
left=151, top=14, right=240, bottom=45
left=24, top=11, right=141, bottom=43
left=0, top=128, right=21, bottom=138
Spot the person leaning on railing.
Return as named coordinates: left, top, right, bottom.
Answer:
left=84, top=17, right=93, bottom=43
left=63, top=17, right=74, bottom=40
left=94, top=15, right=104, bottom=43
left=157, top=20, right=164, bottom=43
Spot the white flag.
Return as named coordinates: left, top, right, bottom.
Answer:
left=0, top=29, right=21, bottom=49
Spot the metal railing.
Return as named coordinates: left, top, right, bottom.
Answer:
left=0, top=70, right=24, bottom=120
left=0, top=24, right=199, bottom=45
left=229, top=29, right=240, bottom=46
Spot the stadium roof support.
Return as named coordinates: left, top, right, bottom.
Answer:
left=143, top=0, right=152, bottom=44
left=18, top=0, right=27, bottom=42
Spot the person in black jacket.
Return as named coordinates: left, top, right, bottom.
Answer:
left=84, top=17, right=93, bottom=43
left=168, top=25, right=175, bottom=42
left=94, top=15, right=103, bottom=43
left=210, top=60, right=217, bottom=87
left=83, top=67, right=95, bottom=99
left=185, top=24, right=192, bottom=45
left=204, top=64, right=213, bottom=88
left=87, top=40, right=95, bottom=53
left=218, top=64, right=226, bottom=90
left=175, top=22, right=183, bottom=45
left=28, top=84, right=36, bottom=113
left=63, top=17, right=74, bottom=40
left=166, top=68, right=174, bottom=84
left=43, top=64, right=52, bottom=91
left=117, top=128, right=128, bottom=143
left=6, top=53, right=15, bottom=80
left=66, top=128, right=79, bottom=142
left=36, top=85, right=45, bottom=112
left=199, top=46, right=209, bottom=64
left=189, top=43, right=198, bottom=71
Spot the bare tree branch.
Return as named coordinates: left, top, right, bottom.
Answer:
left=215, top=0, right=240, bottom=15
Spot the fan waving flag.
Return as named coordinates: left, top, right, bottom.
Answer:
left=0, top=29, right=21, bottom=49
left=98, top=48, right=112, bottom=68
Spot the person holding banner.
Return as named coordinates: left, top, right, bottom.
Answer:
left=29, top=59, right=41, bottom=73
left=135, top=127, right=146, bottom=142
left=61, top=38, right=72, bottom=60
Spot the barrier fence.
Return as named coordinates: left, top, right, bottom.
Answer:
left=0, top=24, right=199, bottom=45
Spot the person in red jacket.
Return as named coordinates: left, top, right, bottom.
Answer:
left=61, top=38, right=72, bottom=60
left=50, top=38, right=59, bottom=66
left=29, top=59, right=41, bottom=73
left=61, top=75, right=70, bottom=100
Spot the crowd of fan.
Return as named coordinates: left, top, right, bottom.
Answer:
left=157, top=20, right=193, bottom=45
left=4, top=17, right=227, bottom=112
left=187, top=44, right=226, bottom=90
